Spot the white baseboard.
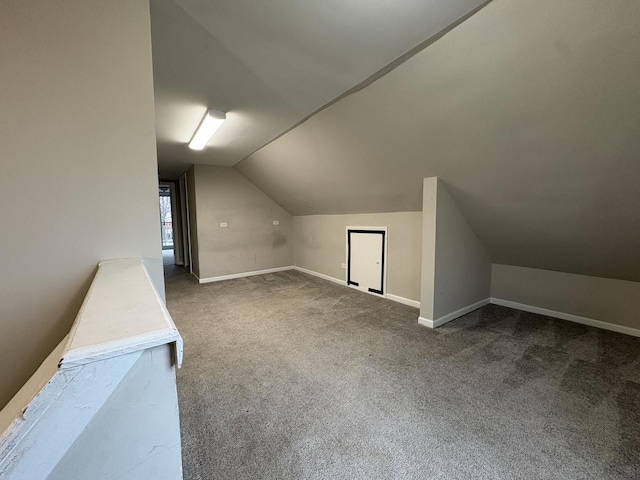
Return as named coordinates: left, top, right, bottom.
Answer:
left=192, top=263, right=420, bottom=312
left=386, top=294, right=420, bottom=309
left=292, top=266, right=346, bottom=286
left=417, top=317, right=434, bottom=328
left=293, top=266, right=421, bottom=309
left=490, top=297, right=640, bottom=338
left=418, top=298, right=491, bottom=329
left=197, top=266, right=294, bottom=284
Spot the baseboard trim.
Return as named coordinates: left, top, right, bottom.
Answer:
left=490, top=297, right=640, bottom=338
left=418, top=298, right=491, bottom=329
left=292, top=266, right=346, bottom=286
left=197, top=266, right=294, bottom=284
left=417, top=317, right=433, bottom=328
left=293, top=266, right=422, bottom=309
left=386, top=294, right=420, bottom=309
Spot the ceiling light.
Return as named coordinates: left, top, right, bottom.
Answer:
left=188, top=109, right=226, bottom=150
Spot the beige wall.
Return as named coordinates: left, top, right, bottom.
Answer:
left=0, top=0, right=162, bottom=408
left=235, top=0, right=640, bottom=284
left=292, top=212, right=422, bottom=302
left=433, top=180, right=491, bottom=318
left=191, top=165, right=293, bottom=279
left=491, top=264, right=640, bottom=330
left=420, top=179, right=438, bottom=318
left=421, top=178, right=491, bottom=321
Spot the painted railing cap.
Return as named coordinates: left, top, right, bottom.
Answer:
left=59, top=258, right=183, bottom=369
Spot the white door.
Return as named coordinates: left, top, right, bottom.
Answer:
left=347, top=229, right=386, bottom=295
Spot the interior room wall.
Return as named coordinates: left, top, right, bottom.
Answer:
left=420, top=178, right=438, bottom=319
left=190, top=165, right=293, bottom=280
left=421, top=178, right=491, bottom=324
left=0, top=0, right=162, bottom=409
left=433, top=179, right=492, bottom=318
left=491, top=264, right=640, bottom=332
left=234, top=0, right=640, bottom=287
left=292, top=212, right=422, bottom=303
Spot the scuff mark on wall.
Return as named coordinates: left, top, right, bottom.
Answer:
left=272, top=232, right=287, bottom=248
left=191, top=165, right=293, bottom=278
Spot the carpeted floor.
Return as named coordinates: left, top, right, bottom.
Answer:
left=164, top=265, right=640, bottom=480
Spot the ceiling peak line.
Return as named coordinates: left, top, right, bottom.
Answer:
left=234, top=0, right=495, bottom=166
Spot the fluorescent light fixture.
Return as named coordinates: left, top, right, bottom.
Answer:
left=189, top=109, right=226, bottom=150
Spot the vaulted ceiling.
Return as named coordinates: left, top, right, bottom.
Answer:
left=151, top=0, right=640, bottom=282
left=150, top=0, right=489, bottom=177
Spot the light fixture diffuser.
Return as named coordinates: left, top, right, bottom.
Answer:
left=189, top=109, right=226, bottom=150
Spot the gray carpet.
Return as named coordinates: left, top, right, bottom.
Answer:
left=164, top=266, right=640, bottom=479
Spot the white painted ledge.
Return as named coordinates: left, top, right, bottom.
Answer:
left=0, top=337, right=68, bottom=440
left=0, top=258, right=184, bottom=479
left=60, top=258, right=183, bottom=369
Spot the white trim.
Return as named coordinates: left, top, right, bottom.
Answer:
left=292, top=266, right=346, bottom=285
left=195, top=264, right=419, bottom=311
left=386, top=294, right=420, bottom=309
left=197, top=266, right=295, bottom=284
left=345, top=226, right=388, bottom=298
left=160, top=181, right=180, bottom=265
left=61, top=258, right=183, bottom=369
left=490, top=297, right=640, bottom=338
left=418, top=317, right=435, bottom=328
left=418, top=298, right=491, bottom=329
left=293, top=267, right=420, bottom=309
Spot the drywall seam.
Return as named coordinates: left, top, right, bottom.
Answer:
left=418, top=297, right=490, bottom=328
left=490, top=297, right=640, bottom=338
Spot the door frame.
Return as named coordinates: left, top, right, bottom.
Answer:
left=159, top=182, right=178, bottom=257
left=178, top=173, right=193, bottom=274
left=345, top=226, right=388, bottom=298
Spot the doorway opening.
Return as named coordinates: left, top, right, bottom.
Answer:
left=159, top=183, right=175, bottom=266
left=159, top=186, right=173, bottom=250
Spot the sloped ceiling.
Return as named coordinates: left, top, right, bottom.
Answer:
left=150, top=0, right=489, bottom=178
left=235, top=0, right=640, bottom=282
